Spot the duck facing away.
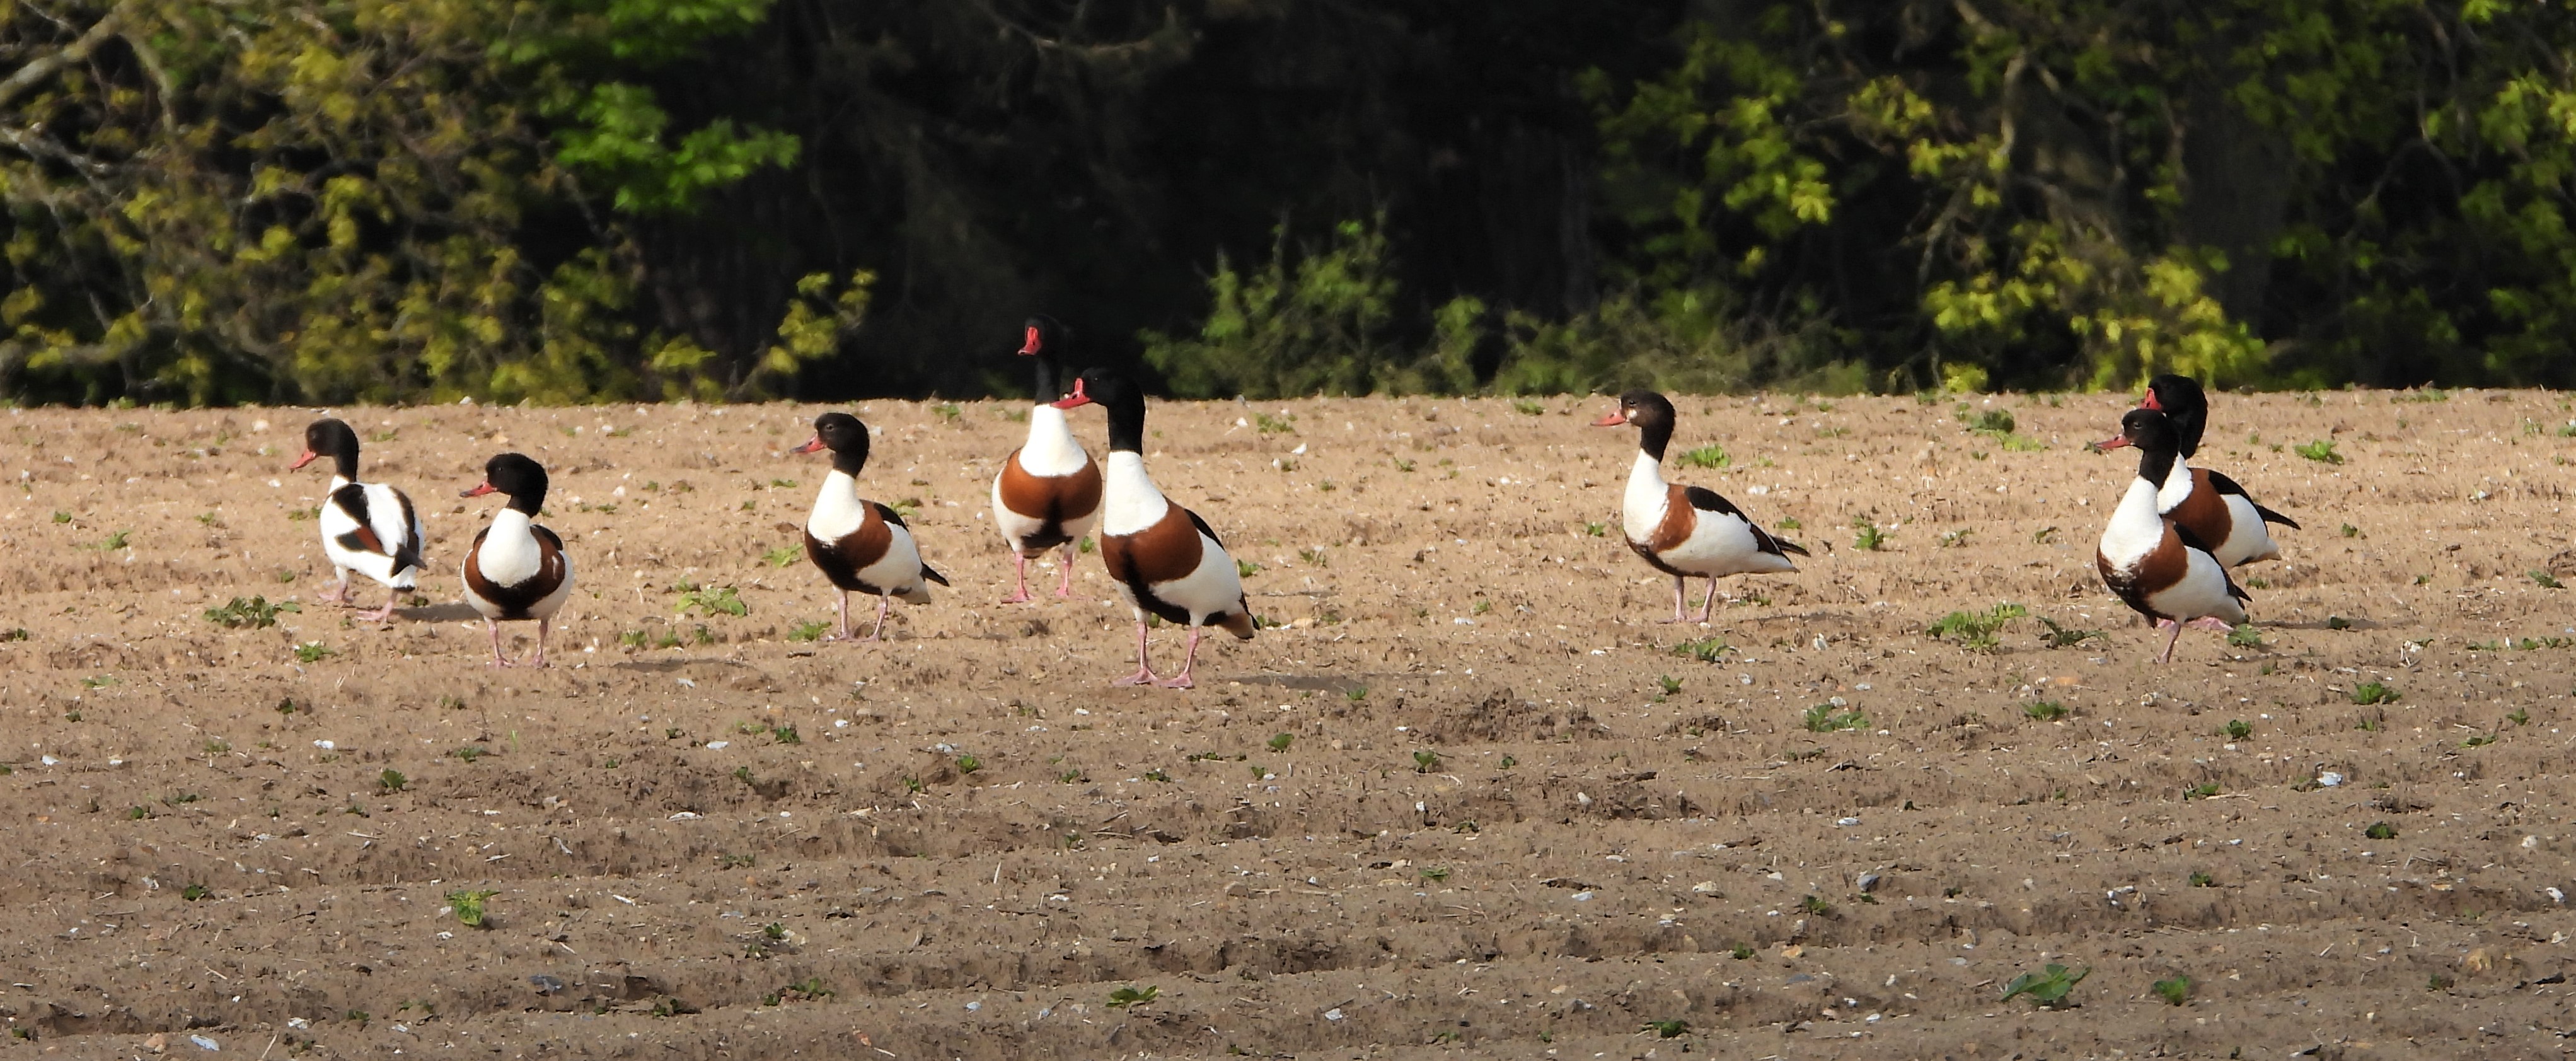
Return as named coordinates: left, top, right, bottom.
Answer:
left=1595, top=390, right=1806, bottom=623
left=1053, top=369, right=1254, bottom=688
left=460, top=453, right=573, bottom=667
left=291, top=418, right=426, bottom=623
left=2095, top=374, right=2299, bottom=566
left=794, top=412, right=948, bottom=641
left=2097, top=409, right=2250, bottom=663
left=991, top=315, right=1102, bottom=602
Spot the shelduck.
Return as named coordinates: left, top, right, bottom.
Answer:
left=2096, top=374, right=2299, bottom=566
left=1594, top=390, right=1807, bottom=623
left=289, top=418, right=427, bottom=624
left=2096, top=409, right=2250, bottom=662
left=1052, top=369, right=1254, bottom=688
left=459, top=453, right=574, bottom=668
left=792, top=412, right=948, bottom=641
left=991, top=315, right=1102, bottom=602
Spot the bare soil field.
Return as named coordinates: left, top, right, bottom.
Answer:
left=4, top=390, right=2575, bottom=1060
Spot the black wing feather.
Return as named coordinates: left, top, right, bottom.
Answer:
left=1680, top=485, right=1806, bottom=557
left=872, top=502, right=910, bottom=530
left=1183, top=506, right=1227, bottom=550
left=2203, top=470, right=2301, bottom=528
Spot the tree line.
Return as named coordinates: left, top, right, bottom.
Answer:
left=4, top=0, right=2572, bottom=407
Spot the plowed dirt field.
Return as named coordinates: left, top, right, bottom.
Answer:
left=4, top=390, right=2573, bottom=1059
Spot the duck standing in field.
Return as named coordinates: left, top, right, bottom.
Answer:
left=2097, top=409, right=2250, bottom=662
left=1594, top=390, right=1806, bottom=623
left=991, top=315, right=1102, bottom=602
left=2095, top=374, right=2299, bottom=566
left=1051, top=369, right=1254, bottom=688
left=290, top=417, right=427, bottom=623
left=792, top=412, right=948, bottom=641
left=459, top=453, right=573, bottom=667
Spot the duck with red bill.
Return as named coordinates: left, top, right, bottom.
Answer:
left=2093, top=376, right=2297, bottom=567
left=457, top=453, right=572, bottom=667
left=291, top=417, right=426, bottom=622
left=992, top=315, right=1101, bottom=603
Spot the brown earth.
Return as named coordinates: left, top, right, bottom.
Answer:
left=3, top=390, right=2574, bottom=1060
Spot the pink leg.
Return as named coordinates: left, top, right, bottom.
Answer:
left=862, top=593, right=891, bottom=642
left=486, top=618, right=512, bottom=668
left=321, top=571, right=352, bottom=606
left=2157, top=617, right=2187, bottom=664
left=823, top=590, right=856, bottom=642
left=1113, top=618, right=1158, bottom=686
left=359, top=588, right=400, bottom=624
left=1157, top=624, right=1204, bottom=688
left=1000, top=554, right=1034, bottom=604
left=528, top=617, right=552, bottom=668
left=1691, top=578, right=1719, bottom=623
left=2186, top=616, right=2236, bottom=632
left=1054, top=542, right=1080, bottom=599
left=1659, top=576, right=1688, bottom=623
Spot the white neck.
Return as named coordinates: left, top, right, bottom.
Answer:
left=1101, top=451, right=1169, bottom=536
left=2157, top=455, right=2195, bottom=513
left=2101, top=473, right=2168, bottom=565
left=1019, top=404, right=1090, bottom=476
left=1621, top=449, right=1668, bottom=539
left=478, top=509, right=543, bottom=584
left=808, top=468, right=867, bottom=539
left=328, top=474, right=353, bottom=491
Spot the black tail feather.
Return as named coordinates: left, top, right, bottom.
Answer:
left=2255, top=505, right=2299, bottom=529
left=921, top=564, right=950, bottom=586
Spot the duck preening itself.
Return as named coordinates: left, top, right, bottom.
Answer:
left=1052, top=369, right=1255, bottom=688
left=1593, top=390, right=1806, bottom=623
left=792, top=412, right=948, bottom=641
left=991, top=315, right=1102, bottom=603
left=290, top=418, right=426, bottom=624
left=2096, top=374, right=2299, bottom=567
left=2096, top=409, right=2250, bottom=663
left=459, top=453, right=573, bottom=668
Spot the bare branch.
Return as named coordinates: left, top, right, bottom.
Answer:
left=0, top=1, right=130, bottom=112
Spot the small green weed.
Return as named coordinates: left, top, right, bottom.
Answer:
left=1412, top=750, right=1442, bottom=773
left=2227, top=624, right=2264, bottom=648
left=1852, top=516, right=1887, bottom=551
left=2023, top=700, right=2068, bottom=721
left=674, top=583, right=747, bottom=617
left=1106, top=985, right=1158, bottom=1009
left=1642, top=1019, right=1689, bottom=1038
left=955, top=753, right=980, bottom=774
left=2531, top=570, right=2563, bottom=589
left=451, top=746, right=487, bottom=762
left=2188, top=872, right=2216, bottom=888
left=1798, top=894, right=1833, bottom=915
left=181, top=883, right=211, bottom=901
left=1656, top=675, right=1682, bottom=696
left=2001, top=963, right=2088, bottom=1009
left=1801, top=703, right=1868, bottom=733
left=2294, top=439, right=2343, bottom=464
left=205, top=596, right=299, bottom=629
left=2351, top=681, right=2398, bottom=705
left=91, top=530, right=131, bottom=550
left=447, top=889, right=498, bottom=927
left=379, top=769, right=407, bottom=792
left=2184, top=783, right=2219, bottom=799
left=2152, top=975, right=2192, bottom=1006
left=1267, top=733, right=1293, bottom=752
left=787, top=620, right=829, bottom=642
left=765, top=545, right=803, bottom=568
left=1672, top=636, right=1730, bottom=663
left=1926, top=603, right=2027, bottom=651
left=1235, top=559, right=1261, bottom=578
left=2365, top=821, right=2398, bottom=840
left=771, top=725, right=801, bottom=746
left=2036, top=617, right=2099, bottom=647
left=1678, top=444, right=1730, bottom=469
left=293, top=642, right=332, bottom=663
left=1512, top=398, right=1546, bottom=416
left=2221, top=719, right=2252, bottom=740
left=1254, top=412, right=1295, bottom=434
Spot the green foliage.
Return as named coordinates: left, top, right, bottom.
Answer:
left=206, top=596, right=299, bottom=629
left=2222, top=719, right=2253, bottom=741
left=2351, top=681, right=2399, bottom=705
left=1927, top=603, right=2027, bottom=651
left=1145, top=216, right=1462, bottom=398
left=1641, top=1019, right=1689, bottom=1038
left=2023, top=700, right=2068, bottom=722
left=1677, top=444, right=1730, bottom=469
left=2227, top=624, right=2265, bottom=648
left=2001, top=963, right=2089, bottom=1009
left=293, top=642, right=333, bottom=663
left=1851, top=517, right=1888, bottom=552
left=2036, top=617, right=2101, bottom=647
left=674, top=583, right=746, bottom=617
left=446, top=889, right=498, bottom=928
left=2365, top=821, right=2398, bottom=840
left=0, top=0, right=835, bottom=407
left=2152, top=975, right=2192, bottom=1006
left=1106, top=985, right=1157, bottom=1009
left=1801, top=703, right=1868, bottom=733
left=1672, top=636, right=1730, bottom=662
left=2296, top=440, right=2345, bottom=464
left=1412, top=750, right=1442, bottom=773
